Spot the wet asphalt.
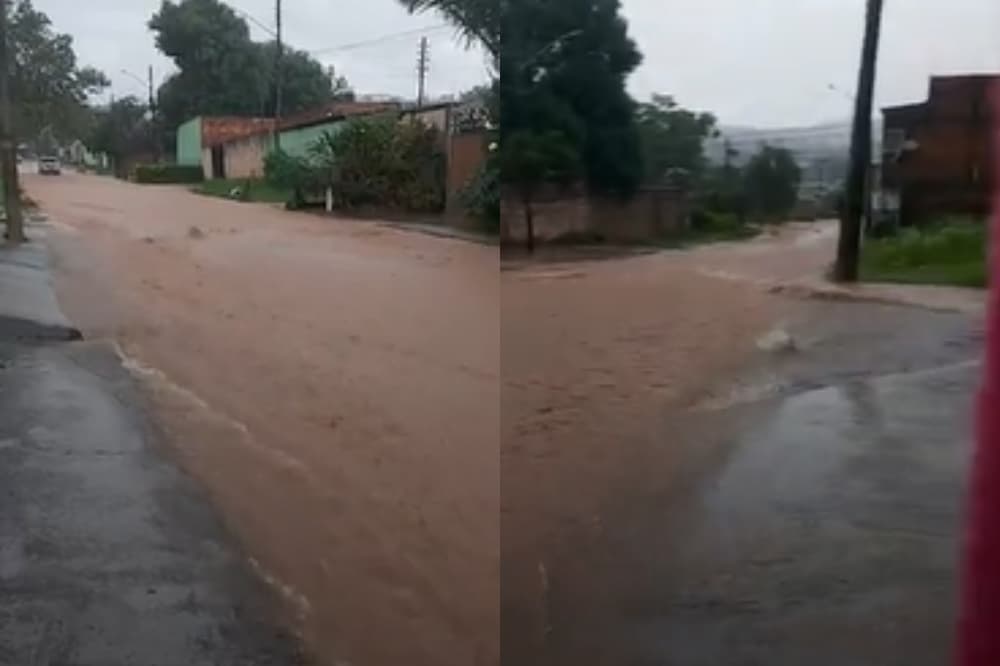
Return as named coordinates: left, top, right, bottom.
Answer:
left=0, top=242, right=302, bottom=665
left=538, top=300, right=983, bottom=666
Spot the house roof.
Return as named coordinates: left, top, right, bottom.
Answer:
left=194, top=101, right=406, bottom=148
left=278, top=101, right=401, bottom=132
left=201, top=117, right=276, bottom=147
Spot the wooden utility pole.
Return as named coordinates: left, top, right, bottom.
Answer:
left=148, top=65, right=160, bottom=161
left=0, top=0, right=23, bottom=243
left=147, top=65, right=155, bottom=113
left=417, top=36, right=429, bottom=108
left=273, top=0, right=283, bottom=149
left=834, top=0, right=885, bottom=282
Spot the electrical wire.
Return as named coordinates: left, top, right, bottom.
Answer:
left=309, top=24, right=450, bottom=56
left=227, top=3, right=277, bottom=38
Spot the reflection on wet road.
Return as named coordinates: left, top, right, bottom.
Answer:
left=537, top=301, right=980, bottom=666
left=642, top=363, right=973, bottom=666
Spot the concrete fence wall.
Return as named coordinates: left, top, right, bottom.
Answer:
left=446, top=131, right=489, bottom=213
left=501, top=187, right=690, bottom=244
left=224, top=133, right=272, bottom=180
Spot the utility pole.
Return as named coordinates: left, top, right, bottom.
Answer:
left=274, top=0, right=283, bottom=149
left=148, top=66, right=160, bottom=161
left=0, top=0, right=23, bottom=244
left=834, top=0, right=885, bottom=282
left=417, top=36, right=429, bottom=108
left=147, top=65, right=155, bottom=114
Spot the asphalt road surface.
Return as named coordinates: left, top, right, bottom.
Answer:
left=26, top=171, right=500, bottom=666
left=0, top=240, right=302, bottom=665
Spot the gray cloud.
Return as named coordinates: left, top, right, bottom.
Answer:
left=35, top=0, right=490, bottom=105
left=623, top=0, right=1000, bottom=127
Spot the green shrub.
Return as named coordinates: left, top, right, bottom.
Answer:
left=264, top=149, right=321, bottom=208
left=459, top=158, right=499, bottom=233
left=133, top=164, right=203, bottom=184
left=690, top=209, right=741, bottom=233
left=309, top=117, right=446, bottom=213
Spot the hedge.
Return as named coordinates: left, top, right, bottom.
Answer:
left=133, top=164, right=204, bottom=184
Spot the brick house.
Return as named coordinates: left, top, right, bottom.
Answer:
left=179, top=101, right=490, bottom=217
left=175, top=116, right=276, bottom=179
left=880, top=74, right=1000, bottom=226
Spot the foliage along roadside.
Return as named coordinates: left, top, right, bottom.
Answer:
left=132, top=164, right=203, bottom=184
left=262, top=116, right=446, bottom=214
left=860, top=219, right=988, bottom=288
left=194, top=178, right=293, bottom=204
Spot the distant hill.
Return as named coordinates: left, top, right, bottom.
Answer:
left=705, top=118, right=883, bottom=192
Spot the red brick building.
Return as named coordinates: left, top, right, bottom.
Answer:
left=881, top=74, right=1000, bottom=226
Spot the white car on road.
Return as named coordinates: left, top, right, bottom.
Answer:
left=38, top=156, right=61, bottom=175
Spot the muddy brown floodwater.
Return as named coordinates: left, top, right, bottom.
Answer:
left=27, top=172, right=499, bottom=666
left=500, top=223, right=841, bottom=663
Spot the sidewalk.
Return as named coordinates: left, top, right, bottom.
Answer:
left=0, top=240, right=302, bottom=664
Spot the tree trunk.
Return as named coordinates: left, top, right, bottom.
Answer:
left=834, top=0, right=884, bottom=282
left=0, top=151, right=21, bottom=242
left=0, top=0, right=23, bottom=244
left=523, top=195, right=535, bottom=254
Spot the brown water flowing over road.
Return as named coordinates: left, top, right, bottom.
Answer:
left=26, top=172, right=500, bottom=666
left=31, top=171, right=960, bottom=666
left=500, top=222, right=845, bottom=663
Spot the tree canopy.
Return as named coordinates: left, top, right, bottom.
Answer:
left=501, top=0, right=643, bottom=196
left=742, top=145, right=803, bottom=219
left=149, top=0, right=348, bottom=132
left=86, top=96, right=154, bottom=169
left=636, top=95, right=718, bottom=187
left=8, top=0, right=109, bottom=142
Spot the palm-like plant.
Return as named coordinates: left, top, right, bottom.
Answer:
left=400, top=0, right=499, bottom=58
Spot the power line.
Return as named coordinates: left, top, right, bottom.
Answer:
left=309, top=24, right=449, bottom=56
left=228, top=2, right=277, bottom=37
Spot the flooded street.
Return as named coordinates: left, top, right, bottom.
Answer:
left=502, top=223, right=984, bottom=664
left=644, top=361, right=975, bottom=666
left=26, top=172, right=499, bottom=666
left=22, top=169, right=984, bottom=666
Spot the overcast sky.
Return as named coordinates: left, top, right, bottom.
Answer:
left=625, top=0, right=1000, bottom=127
left=33, top=1, right=1000, bottom=128
left=35, top=0, right=490, bottom=105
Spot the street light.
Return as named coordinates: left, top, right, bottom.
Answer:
left=120, top=68, right=145, bottom=88
left=122, top=68, right=159, bottom=159
left=827, top=83, right=854, bottom=102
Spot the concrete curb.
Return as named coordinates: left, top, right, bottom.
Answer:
left=0, top=235, right=82, bottom=343
left=769, top=280, right=986, bottom=315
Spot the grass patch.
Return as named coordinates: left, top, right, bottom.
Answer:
left=860, top=219, right=987, bottom=288
left=662, top=210, right=761, bottom=248
left=194, top=178, right=293, bottom=204
left=669, top=223, right=761, bottom=247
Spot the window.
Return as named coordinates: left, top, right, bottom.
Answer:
left=883, top=128, right=905, bottom=155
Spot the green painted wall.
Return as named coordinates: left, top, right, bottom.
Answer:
left=278, top=119, right=345, bottom=157
left=176, top=118, right=202, bottom=166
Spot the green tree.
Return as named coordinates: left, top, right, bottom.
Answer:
left=86, top=96, right=155, bottom=176
left=742, top=145, right=802, bottom=220
left=500, top=129, right=580, bottom=252
left=8, top=0, right=109, bottom=141
left=636, top=94, right=718, bottom=187
left=149, top=0, right=343, bottom=132
left=502, top=0, right=643, bottom=196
